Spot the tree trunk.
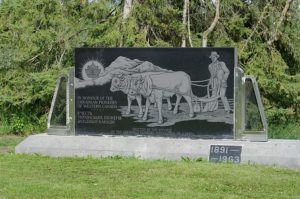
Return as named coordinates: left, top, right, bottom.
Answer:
left=143, top=25, right=150, bottom=46
left=187, top=0, right=193, bottom=47
left=181, top=0, right=189, bottom=47
left=267, top=0, right=294, bottom=46
left=123, top=0, right=133, bottom=20
left=202, top=0, right=220, bottom=47
left=119, top=0, right=133, bottom=47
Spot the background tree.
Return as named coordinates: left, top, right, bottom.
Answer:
left=202, top=0, right=220, bottom=47
left=0, top=0, right=299, bottom=134
left=181, top=0, right=188, bottom=47
left=119, top=0, right=133, bottom=47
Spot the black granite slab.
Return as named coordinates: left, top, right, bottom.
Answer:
left=75, top=48, right=236, bottom=138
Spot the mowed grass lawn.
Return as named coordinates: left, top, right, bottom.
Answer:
left=1, top=155, right=300, bottom=199
left=0, top=137, right=299, bottom=199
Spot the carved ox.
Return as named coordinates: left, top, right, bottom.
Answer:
left=110, top=72, right=173, bottom=118
left=128, top=71, right=194, bottom=124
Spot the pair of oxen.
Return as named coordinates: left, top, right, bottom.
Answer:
left=110, top=68, right=195, bottom=124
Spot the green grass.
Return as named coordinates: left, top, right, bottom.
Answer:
left=0, top=135, right=25, bottom=154
left=0, top=121, right=11, bottom=135
left=0, top=154, right=299, bottom=199
left=0, top=136, right=300, bottom=198
left=269, top=123, right=300, bottom=139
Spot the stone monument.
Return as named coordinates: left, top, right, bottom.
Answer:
left=16, top=48, right=300, bottom=169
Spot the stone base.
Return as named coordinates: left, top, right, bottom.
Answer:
left=15, top=134, right=300, bottom=169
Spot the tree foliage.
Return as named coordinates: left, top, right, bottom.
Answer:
left=0, top=0, right=299, bottom=134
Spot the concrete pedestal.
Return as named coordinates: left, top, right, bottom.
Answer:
left=16, top=134, right=300, bottom=169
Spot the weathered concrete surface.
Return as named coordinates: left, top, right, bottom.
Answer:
left=16, top=134, right=300, bottom=169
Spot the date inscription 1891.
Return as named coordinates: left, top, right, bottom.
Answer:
left=209, top=145, right=242, bottom=163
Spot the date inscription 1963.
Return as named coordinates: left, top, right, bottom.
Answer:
left=209, top=145, right=242, bottom=164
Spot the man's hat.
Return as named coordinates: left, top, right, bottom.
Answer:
left=209, top=51, right=220, bottom=58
